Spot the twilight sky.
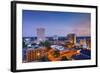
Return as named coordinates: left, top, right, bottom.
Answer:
left=22, top=10, right=91, bottom=37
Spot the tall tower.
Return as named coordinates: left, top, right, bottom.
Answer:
left=67, top=33, right=76, bottom=45
left=37, top=28, right=45, bottom=42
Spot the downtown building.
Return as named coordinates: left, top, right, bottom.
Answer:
left=66, top=33, right=76, bottom=48
left=26, top=47, right=47, bottom=62
left=67, top=33, right=76, bottom=45
left=37, top=28, right=45, bottom=42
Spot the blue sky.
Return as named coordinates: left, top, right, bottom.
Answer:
left=22, top=10, right=91, bottom=37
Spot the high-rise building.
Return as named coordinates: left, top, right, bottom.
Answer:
left=67, top=33, right=76, bottom=45
left=80, top=38, right=88, bottom=49
left=53, top=35, right=58, bottom=40
left=82, top=39, right=87, bottom=49
left=37, top=28, right=45, bottom=42
left=86, top=38, right=91, bottom=49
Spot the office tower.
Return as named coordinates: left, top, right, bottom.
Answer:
left=67, top=33, right=76, bottom=45
left=82, top=38, right=87, bottom=49
left=86, top=38, right=91, bottom=49
left=80, top=38, right=88, bottom=49
left=53, top=35, right=58, bottom=40
left=37, top=28, right=45, bottom=42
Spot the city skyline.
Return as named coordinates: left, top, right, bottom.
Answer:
left=22, top=10, right=91, bottom=37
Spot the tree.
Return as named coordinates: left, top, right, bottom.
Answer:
left=53, top=50, right=60, bottom=58
left=61, top=56, right=68, bottom=61
left=40, top=56, right=50, bottom=61
left=40, top=40, right=51, bottom=51
left=23, top=41, right=27, bottom=48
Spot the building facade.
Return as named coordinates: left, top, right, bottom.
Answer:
left=26, top=48, right=47, bottom=62
left=37, top=28, right=45, bottom=42
left=67, top=33, right=76, bottom=45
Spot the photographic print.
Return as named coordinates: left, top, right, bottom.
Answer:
left=22, top=10, right=91, bottom=63
left=11, top=1, right=97, bottom=72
